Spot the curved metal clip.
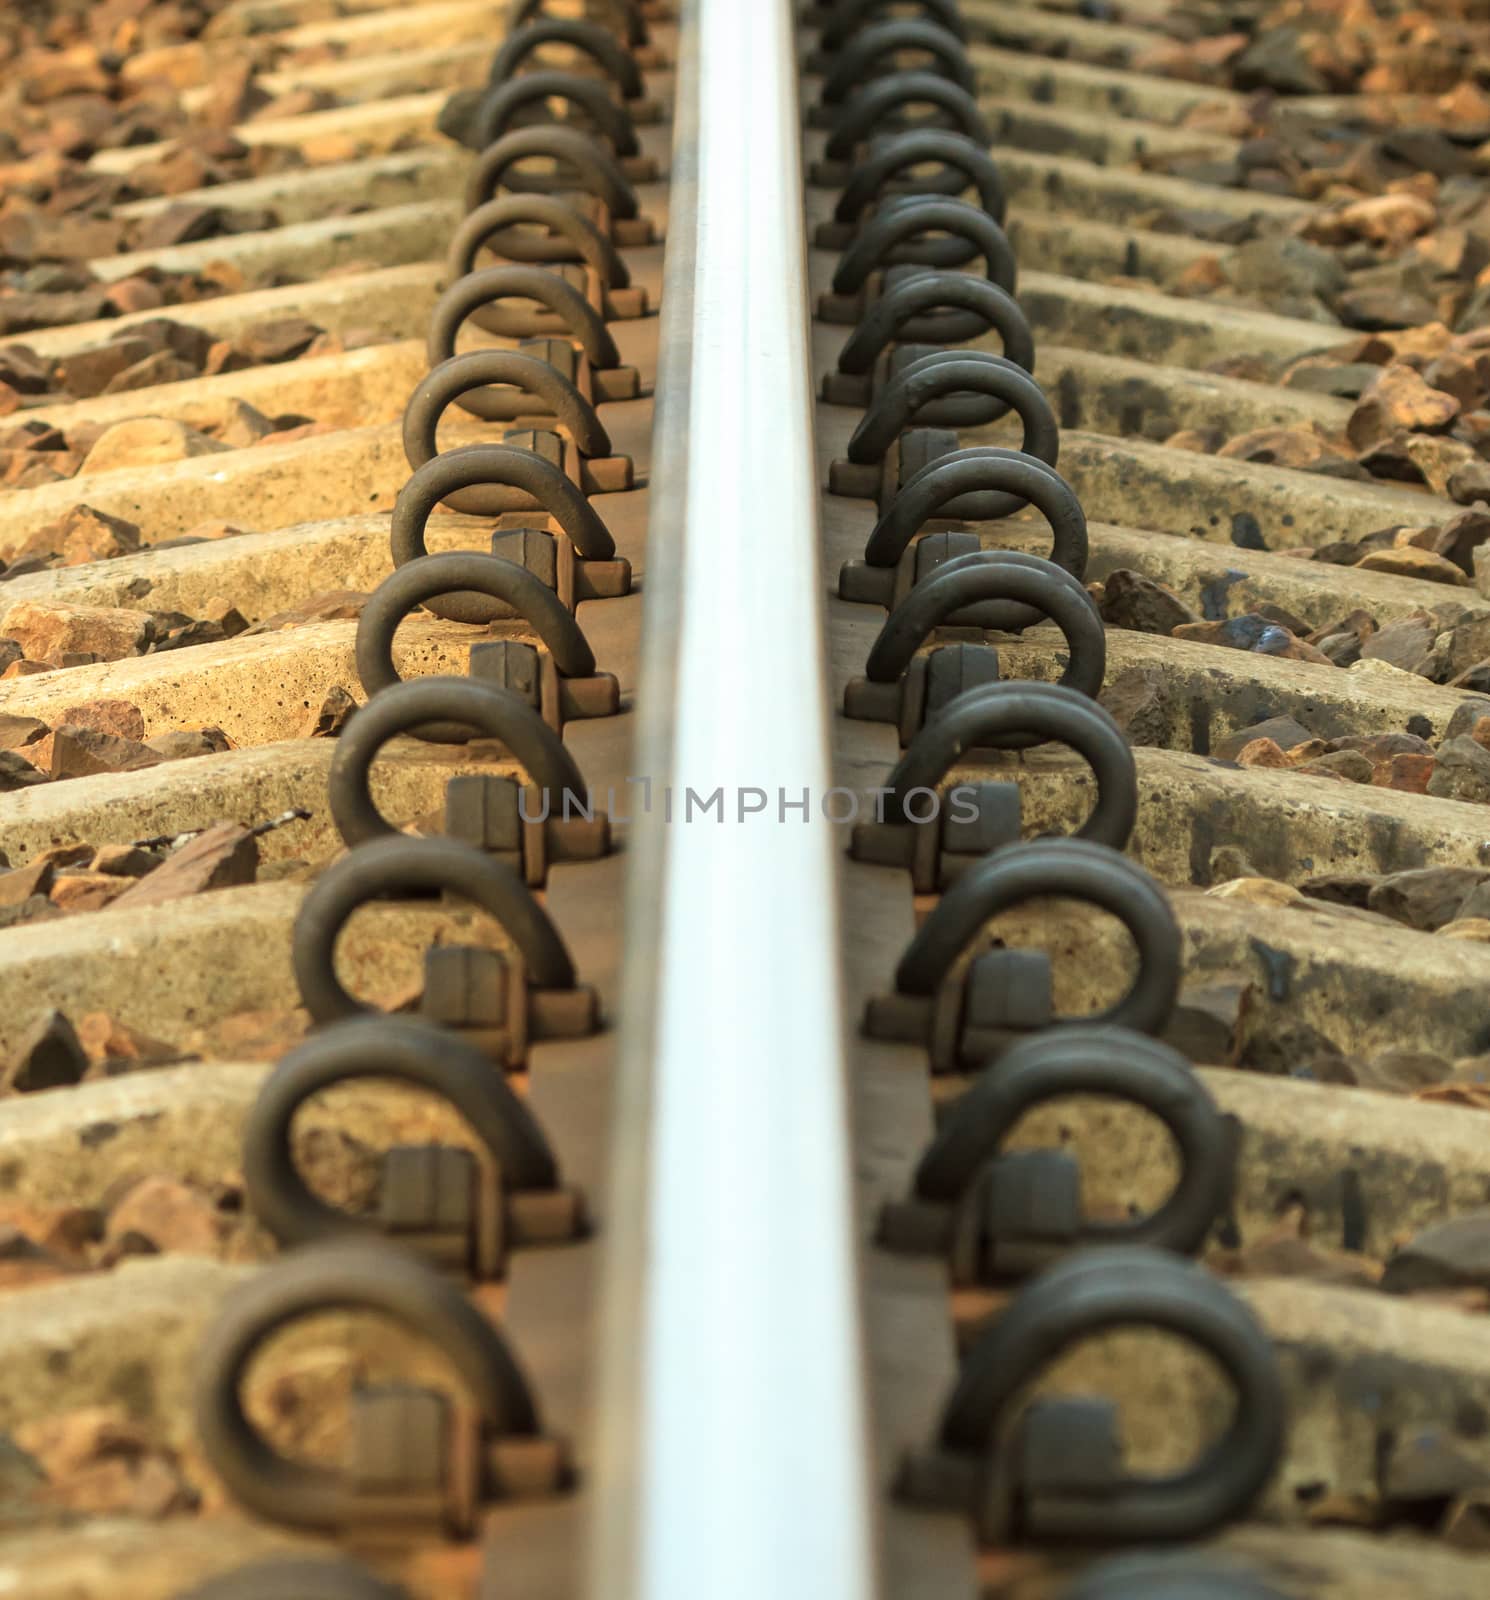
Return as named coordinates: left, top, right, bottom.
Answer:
left=882, top=1026, right=1234, bottom=1280
left=464, top=125, right=643, bottom=226
left=489, top=18, right=645, bottom=101
left=819, top=0, right=967, bottom=52
left=855, top=349, right=1055, bottom=455
left=336, top=654, right=585, bottom=794
left=866, top=837, right=1179, bottom=1070
left=449, top=193, right=632, bottom=292
left=243, top=1016, right=578, bottom=1279
left=428, top=265, right=624, bottom=373
left=448, top=195, right=646, bottom=329
left=359, top=545, right=600, bottom=676
left=823, top=72, right=991, bottom=162
left=837, top=352, right=1058, bottom=509
left=507, top=0, right=647, bottom=50
left=402, top=349, right=625, bottom=517
left=330, top=675, right=609, bottom=883
left=829, top=271, right=1034, bottom=400
left=899, top=1246, right=1284, bottom=1545
left=828, top=197, right=1017, bottom=310
left=863, top=447, right=1088, bottom=589
left=867, top=549, right=1103, bottom=680
left=195, top=1241, right=563, bottom=1535
left=469, top=70, right=641, bottom=158
left=818, top=21, right=977, bottom=106
left=855, top=262, right=1028, bottom=352
left=291, top=838, right=588, bottom=1049
left=844, top=552, right=1107, bottom=746
left=829, top=131, right=1005, bottom=243
left=851, top=682, right=1137, bottom=891
left=392, top=443, right=616, bottom=572
left=356, top=550, right=604, bottom=694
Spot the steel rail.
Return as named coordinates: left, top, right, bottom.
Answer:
left=591, top=2, right=878, bottom=1598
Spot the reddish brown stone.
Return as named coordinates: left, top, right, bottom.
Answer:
left=35, top=727, right=162, bottom=781
left=0, top=713, right=47, bottom=753
left=128, top=203, right=221, bottom=252
left=16, top=1406, right=194, bottom=1519
left=26, top=504, right=141, bottom=567
left=52, top=338, right=155, bottom=400
left=231, top=316, right=321, bottom=365
left=1347, top=363, right=1461, bottom=451
left=75, top=1011, right=179, bottom=1068
left=88, top=845, right=161, bottom=879
left=102, top=277, right=166, bottom=317
left=0, top=859, right=53, bottom=908
left=78, top=418, right=229, bottom=475
left=1, top=600, right=151, bottom=662
left=1372, top=753, right=1433, bottom=793
left=55, top=699, right=145, bottom=742
left=110, top=821, right=258, bottom=909
left=1354, top=547, right=1471, bottom=584
left=105, top=1177, right=223, bottom=1256
left=3, top=1011, right=87, bottom=1093
left=1236, top=737, right=1289, bottom=768
left=98, top=349, right=198, bottom=394
left=49, top=871, right=133, bottom=914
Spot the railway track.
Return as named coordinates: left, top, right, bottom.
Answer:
left=4, top=0, right=1490, bottom=1595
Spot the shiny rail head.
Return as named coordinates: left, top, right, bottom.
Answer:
left=592, top=2, right=878, bottom=1598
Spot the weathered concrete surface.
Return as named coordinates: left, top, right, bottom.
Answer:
left=822, top=497, right=1472, bottom=748
left=1008, top=626, right=1471, bottom=749
left=982, top=92, right=1241, bottom=166
left=0, top=737, right=492, bottom=866
left=185, top=38, right=490, bottom=112
left=992, top=1522, right=1490, bottom=1600
left=93, top=199, right=461, bottom=291
left=21, top=264, right=444, bottom=362
left=916, top=887, right=1490, bottom=1063
left=0, top=1257, right=247, bottom=1453
left=247, top=0, right=506, bottom=54
left=1034, top=345, right=1350, bottom=442
left=0, top=616, right=475, bottom=745
left=115, top=147, right=466, bottom=228
left=0, top=594, right=642, bottom=743
left=1015, top=272, right=1347, bottom=368
left=0, top=1517, right=322, bottom=1600
left=0, top=1059, right=481, bottom=1210
left=969, top=745, right=1490, bottom=886
left=1077, top=520, right=1478, bottom=629
left=1048, top=430, right=1450, bottom=552
left=89, top=92, right=448, bottom=177
left=0, top=879, right=517, bottom=1058
left=1008, top=212, right=1217, bottom=288
left=0, top=425, right=419, bottom=555
left=24, top=342, right=431, bottom=439
left=0, top=511, right=452, bottom=622
left=962, top=5, right=1182, bottom=69
left=0, top=488, right=650, bottom=617
left=971, top=40, right=1242, bottom=123
left=975, top=1060, right=1490, bottom=1261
